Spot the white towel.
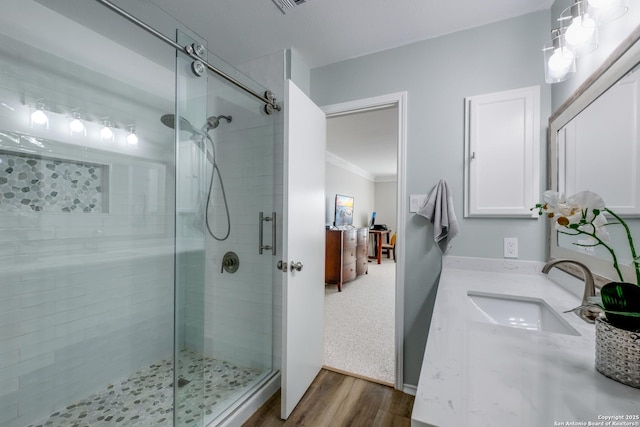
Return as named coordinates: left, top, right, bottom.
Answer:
left=417, top=179, right=460, bottom=253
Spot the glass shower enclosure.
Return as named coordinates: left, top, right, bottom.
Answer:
left=0, top=1, right=278, bottom=426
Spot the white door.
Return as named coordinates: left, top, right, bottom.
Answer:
left=281, top=80, right=326, bottom=419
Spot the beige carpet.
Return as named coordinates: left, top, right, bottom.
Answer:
left=323, top=258, right=395, bottom=384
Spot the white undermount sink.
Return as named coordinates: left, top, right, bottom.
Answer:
left=467, top=291, right=580, bottom=336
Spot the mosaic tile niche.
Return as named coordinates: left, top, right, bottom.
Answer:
left=0, top=150, right=107, bottom=213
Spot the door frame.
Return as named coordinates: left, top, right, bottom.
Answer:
left=321, top=91, right=408, bottom=391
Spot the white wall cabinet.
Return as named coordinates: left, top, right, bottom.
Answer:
left=464, top=85, right=540, bottom=217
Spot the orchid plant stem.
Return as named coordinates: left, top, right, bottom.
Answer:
left=605, top=208, right=640, bottom=286
left=558, top=229, right=624, bottom=282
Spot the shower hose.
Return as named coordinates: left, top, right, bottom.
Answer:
left=204, top=133, right=230, bottom=241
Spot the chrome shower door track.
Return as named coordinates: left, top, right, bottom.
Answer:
left=93, top=0, right=281, bottom=114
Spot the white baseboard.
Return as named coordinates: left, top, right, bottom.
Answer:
left=216, top=372, right=280, bottom=427
left=403, top=383, right=417, bottom=396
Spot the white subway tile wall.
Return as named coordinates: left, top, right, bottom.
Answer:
left=195, top=121, right=277, bottom=371
left=0, top=144, right=175, bottom=427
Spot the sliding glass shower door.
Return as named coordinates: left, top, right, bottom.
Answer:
left=0, top=2, right=178, bottom=426
left=0, top=2, right=278, bottom=426
left=173, top=30, right=278, bottom=427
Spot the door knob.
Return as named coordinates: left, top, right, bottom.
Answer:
left=290, top=261, right=303, bottom=272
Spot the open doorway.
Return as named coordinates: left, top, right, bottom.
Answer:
left=320, top=93, right=407, bottom=388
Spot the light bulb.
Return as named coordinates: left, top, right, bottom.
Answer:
left=31, top=108, right=48, bottom=125
left=100, top=124, right=113, bottom=140
left=127, top=131, right=138, bottom=145
left=565, top=15, right=596, bottom=47
left=69, top=117, right=85, bottom=134
left=548, top=47, right=575, bottom=80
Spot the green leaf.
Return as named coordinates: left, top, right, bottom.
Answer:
left=605, top=310, right=640, bottom=317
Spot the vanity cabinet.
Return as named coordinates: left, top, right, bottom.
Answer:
left=325, top=228, right=368, bottom=291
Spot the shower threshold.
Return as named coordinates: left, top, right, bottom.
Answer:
left=27, top=349, right=266, bottom=427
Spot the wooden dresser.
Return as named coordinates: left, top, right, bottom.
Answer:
left=325, top=228, right=368, bottom=291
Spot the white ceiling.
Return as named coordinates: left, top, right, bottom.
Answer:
left=148, top=0, right=553, bottom=68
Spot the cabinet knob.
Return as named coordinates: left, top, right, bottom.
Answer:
left=291, top=261, right=303, bottom=272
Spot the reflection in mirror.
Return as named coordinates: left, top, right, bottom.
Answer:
left=549, top=26, right=640, bottom=283
left=556, top=64, right=640, bottom=267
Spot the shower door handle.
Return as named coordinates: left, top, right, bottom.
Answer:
left=259, top=212, right=277, bottom=255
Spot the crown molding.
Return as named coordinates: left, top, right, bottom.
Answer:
left=325, top=151, right=375, bottom=182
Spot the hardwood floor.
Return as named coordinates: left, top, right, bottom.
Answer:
left=242, top=369, right=414, bottom=427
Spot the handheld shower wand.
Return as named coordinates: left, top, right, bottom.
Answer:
left=161, top=113, right=233, bottom=241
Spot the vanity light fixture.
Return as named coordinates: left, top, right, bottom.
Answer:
left=69, top=112, right=86, bottom=135
left=545, top=0, right=631, bottom=84
left=587, top=0, right=628, bottom=26
left=544, top=28, right=576, bottom=84
left=30, top=102, right=49, bottom=127
left=100, top=119, right=114, bottom=141
left=24, top=100, right=139, bottom=147
left=126, top=127, right=139, bottom=145
left=560, top=0, right=598, bottom=56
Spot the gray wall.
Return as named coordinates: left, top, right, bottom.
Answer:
left=311, top=11, right=551, bottom=386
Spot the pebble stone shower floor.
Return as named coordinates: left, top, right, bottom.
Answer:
left=27, top=350, right=265, bottom=427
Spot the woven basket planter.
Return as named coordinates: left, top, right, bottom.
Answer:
left=595, top=317, right=640, bottom=388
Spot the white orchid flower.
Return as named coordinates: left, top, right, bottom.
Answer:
left=566, top=191, right=606, bottom=222
left=533, top=190, right=640, bottom=284
left=539, top=191, right=609, bottom=241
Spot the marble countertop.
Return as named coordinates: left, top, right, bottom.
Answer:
left=411, top=256, right=640, bottom=427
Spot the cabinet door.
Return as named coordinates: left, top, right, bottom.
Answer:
left=464, top=86, right=540, bottom=217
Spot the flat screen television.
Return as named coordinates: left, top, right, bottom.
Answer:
left=334, top=194, right=354, bottom=226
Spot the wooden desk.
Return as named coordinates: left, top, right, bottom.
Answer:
left=369, top=229, right=391, bottom=264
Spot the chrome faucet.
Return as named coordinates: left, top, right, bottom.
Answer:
left=541, top=259, right=601, bottom=323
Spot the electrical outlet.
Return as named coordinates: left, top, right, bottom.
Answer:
left=504, top=237, right=518, bottom=258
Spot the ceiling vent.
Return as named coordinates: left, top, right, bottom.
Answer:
left=272, top=0, right=306, bottom=14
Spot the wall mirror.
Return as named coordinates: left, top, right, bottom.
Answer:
left=549, top=26, right=640, bottom=283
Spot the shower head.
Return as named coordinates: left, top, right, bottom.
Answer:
left=160, top=114, right=204, bottom=137
left=204, top=115, right=232, bottom=130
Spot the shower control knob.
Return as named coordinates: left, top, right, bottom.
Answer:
left=221, top=252, right=239, bottom=274
left=290, top=261, right=303, bottom=272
